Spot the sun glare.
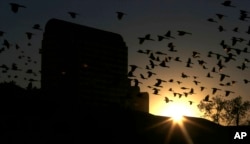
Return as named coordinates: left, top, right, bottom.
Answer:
left=171, top=112, right=184, bottom=123
left=160, top=102, right=195, bottom=123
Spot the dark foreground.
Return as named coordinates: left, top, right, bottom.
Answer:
left=0, top=84, right=249, bottom=144
left=0, top=102, right=235, bottom=144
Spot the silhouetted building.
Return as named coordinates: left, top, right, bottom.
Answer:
left=41, top=18, right=129, bottom=108
left=126, top=86, right=149, bottom=113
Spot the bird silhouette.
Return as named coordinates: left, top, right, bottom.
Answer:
left=225, top=90, right=235, bottom=97
left=159, top=60, right=169, bottom=68
left=219, top=73, right=230, bottom=81
left=193, top=80, right=201, bottom=85
left=200, top=86, right=206, bottom=91
left=9, top=3, right=26, bottom=13
left=127, top=71, right=136, bottom=77
left=133, top=79, right=142, bottom=87
left=149, top=60, right=157, bottom=69
left=116, top=11, right=126, bottom=20
left=25, top=32, right=34, bottom=40
left=157, top=35, right=168, bottom=41
left=177, top=30, right=192, bottom=36
left=168, top=42, right=177, bottom=52
left=246, top=26, right=250, bottom=34
left=176, top=81, right=182, bottom=85
left=164, top=97, right=173, bottom=103
left=188, top=101, right=193, bottom=105
left=164, top=30, right=175, bottom=39
left=140, top=74, right=147, bottom=79
left=236, top=63, right=247, bottom=70
left=186, top=57, right=194, bottom=67
left=138, top=34, right=154, bottom=44
left=239, top=12, right=250, bottom=21
left=180, top=86, right=189, bottom=90
left=32, top=24, right=42, bottom=31
left=232, top=27, right=239, bottom=33
left=174, top=57, right=182, bottom=62
left=144, top=34, right=154, bottom=41
left=155, top=51, right=167, bottom=55
left=221, top=1, right=236, bottom=8
left=189, top=88, right=196, bottom=95
left=181, top=72, right=189, bottom=78
left=152, top=88, right=160, bottom=95
left=207, top=18, right=217, bottom=23
left=154, top=78, right=167, bottom=87
left=168, top=79, right=174, bottom=83
left=129, top=64, right=141, bottom=72
left=211, top=87, right=221, bottom=95
left=0, top=31, right=5, bottom=37
left=243, top=79, right=250, bottom=84
left=68, top=11, right=79, bottom=18
left=218, top=25, right=226, bottom=32
left=203, top=95, right=211, bottom=102
left=138, top=37, right=146, bottom=44
left=216, top=13, right=227, bottom=20
left=147, top=71, right=156, bottom=78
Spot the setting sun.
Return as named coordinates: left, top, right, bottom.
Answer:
left=170, top=112, right=184, bottom=123
left=156, top=101, right=198, bottom=121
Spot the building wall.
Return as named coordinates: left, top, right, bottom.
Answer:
left=41, top=19, right=129, bottom=107
left=127, top=86, right=149, bottom=113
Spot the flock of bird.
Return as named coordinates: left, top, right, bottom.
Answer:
left=0, top=1, right=249, bottom=108
left=0, top=2, right=127, bottom=89
left=127, top=1, right=250, bottom=106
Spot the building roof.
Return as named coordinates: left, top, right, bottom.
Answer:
left=44, top=18, right=126, bottom=47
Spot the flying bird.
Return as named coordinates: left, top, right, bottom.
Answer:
left=192, top=51, right=200, bottom=58
left=189, top=88, right=196, bottom=95
left=154, top=78, right=167, bottom=87
left=193, top=80, right=201, bottom=85
left=218, top=25, right=226, bottom=32
left=152, top=88, right=160, bottom=95
left=181, top=72, right=189, bottom=78
left=188, top=101, right=193, bottom=105
left=211, top=87, right=221, bottom=95
left=25, top=32, right=34, bottom=40
left=219, top=73, right=230, bottom=81
left=225, top=90, right=235, bottom=97
left=3, top=39, right=10, bottom=48
left=9, top=3, right=26, bottom=13
left=157, top=35, right=168, bottom=41
left=216, top=13, right=227, bottom=20
left=177, top=30, right=192, bottom=36
left=203, top=95, right=211, bottom=102
left=221, top=1, right=236, bottom=8
left=246, top=26, right=250, bottom=34
left=200, top=86, right=206, bottom=91
left=138, top=34, right=154, bottom=44
left=159, top=60, right=169, bottom=68
left=140, top=74, right=147, bottom=80
left=164, top=97, right=173, bottom=103
left=207, top=18, right=217, bottom=23
left=133, top=79, right=142, bottom=87
left=32, top=24, right=42, bottom=31
left=116, top=11, right=126, bottom=20
left=0, top=31, right=5, bottom=37
left=129, top=64, right=141, bottom=72
left=68, top=11, right=79, bottom=18
left=243, top=79, right=250, bottom=84
left=147, top=71, right=156, bottom=78
left=164, top=30, right=175, bottom=39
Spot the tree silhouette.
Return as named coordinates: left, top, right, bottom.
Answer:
left=197, top=95, right=250, bottom=126
left=228, top=96, right=250, bottom=126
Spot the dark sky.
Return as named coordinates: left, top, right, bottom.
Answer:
left=0, top=0, right=249, bottom=117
